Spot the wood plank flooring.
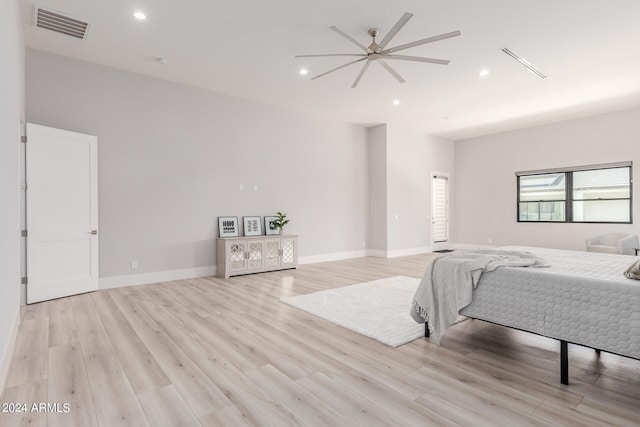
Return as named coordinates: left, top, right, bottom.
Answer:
left=2, top=254, right=639, bottom=426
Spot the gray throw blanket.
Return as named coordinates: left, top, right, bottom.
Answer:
left=410, top=250, right=550, bottom=344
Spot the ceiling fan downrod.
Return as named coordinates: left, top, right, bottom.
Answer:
left=367, top=28, right=379, bottom=53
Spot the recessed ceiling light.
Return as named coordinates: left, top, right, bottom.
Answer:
left=299, top=68, right=308, bottom=76
left=155, top=58, right=167, bottom=65
left=478, top=69, right=491, bottom=77
left=392, top=99, right=400, bottom=106
left=133, top=11, right=146, bottom=20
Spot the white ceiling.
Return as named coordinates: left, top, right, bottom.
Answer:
left=20, top=0, right=640, bottom=140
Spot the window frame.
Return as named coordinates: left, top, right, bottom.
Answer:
left=516, top=162, right=633, bottom=224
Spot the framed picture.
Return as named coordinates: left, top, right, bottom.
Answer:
left=243, top=216, right=262, bottom=236
left=218, top=216, right=239, bottom=238
left=264, top=216, right=279, bottom=235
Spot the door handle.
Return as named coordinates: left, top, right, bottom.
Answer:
left=89, top=230, right=97, bottom=235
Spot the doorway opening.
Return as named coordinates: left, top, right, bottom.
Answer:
left=431, top=173, right=449, bottom=251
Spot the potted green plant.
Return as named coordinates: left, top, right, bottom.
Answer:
left=273, top=211, right=289, bottom=235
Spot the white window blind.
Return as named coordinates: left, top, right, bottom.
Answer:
left=433, top=175, right=449, bottom=242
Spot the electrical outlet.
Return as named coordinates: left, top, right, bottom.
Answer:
left=131, top=261, right=138, bottom=270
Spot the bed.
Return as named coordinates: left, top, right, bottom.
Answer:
left=413, top=246, right=640, bottom=385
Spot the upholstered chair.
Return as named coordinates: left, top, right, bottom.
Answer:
left=586, top=233, right=639, bottom=255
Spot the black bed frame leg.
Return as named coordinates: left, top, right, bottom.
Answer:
left=425, top=322, right=430, bottom=338
left=560, top=340, right=569, bottom=385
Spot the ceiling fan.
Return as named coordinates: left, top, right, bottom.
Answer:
left=296, top=12, right=461, bottom=88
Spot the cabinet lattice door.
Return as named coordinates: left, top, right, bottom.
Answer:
left=247, top=241, right=264, bottom=269
left=264, top=240, right=280, bottom=268
left=281, top=239, right=296, bottom=265
left=229, top=242, right=246, bottom=273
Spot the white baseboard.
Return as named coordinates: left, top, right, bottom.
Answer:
left=366, top=246, right=432, bottom=258
left=0, top=309, right=20, bottom=397
left=98, top=244, right=485, bottom=291
left=99, top=265, right=217, bottom=290
left=101, top=250, right=371, bottom=289
left=366, top=249, right=389, bottom=258
left=386, top=246, right=432, bottom=258
left=299, top=250, right=368, bottom=265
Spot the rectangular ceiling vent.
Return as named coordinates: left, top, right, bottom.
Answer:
left=501, top=47, right=547, bottom=79
left=33, top=6, right=90, bottom=40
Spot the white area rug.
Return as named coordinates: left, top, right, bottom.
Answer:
left=280, top=276, right=425, bottom=347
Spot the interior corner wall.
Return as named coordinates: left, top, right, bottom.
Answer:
left=366, top=124, right=455, bottom=257
left=367, top=125, right=388, bottom=254
left=453, top=107, right=640, bottom=250
left=386, top=125, right=455, bottom=254
left=0, top=0, right=24, bottom=395
left=25, top=49, right=369, bottom=281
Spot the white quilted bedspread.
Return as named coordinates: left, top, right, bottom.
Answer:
left=460, top=246, right=640, bottom=358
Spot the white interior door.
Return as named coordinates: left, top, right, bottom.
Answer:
left=432, top=173, right=449, bottom=250
left=26, top=123, right=98, bottom=304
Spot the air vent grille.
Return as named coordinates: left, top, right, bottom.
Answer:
left=34, top=6, right=90, bottom=40
left=501, top=47, right=547, bottom=79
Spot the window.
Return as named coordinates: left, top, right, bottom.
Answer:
left=518, top=173, right=566, bottom=221
left=517, top=163, right=632, bottom=223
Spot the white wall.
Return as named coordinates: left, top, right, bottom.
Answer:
left=454, top=107, right=640, bottom=250
left=366, top=124, right=455, bottom=257
left=367, top=125, right=387, bottom=253
left=26, top=49, right=369, bottom=283
left=0, top=0, right=24, bottom=395
left=386, top=125, right=455, bottom=254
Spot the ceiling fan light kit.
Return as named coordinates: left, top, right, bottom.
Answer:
left=296, top=12, right=461, bottom=88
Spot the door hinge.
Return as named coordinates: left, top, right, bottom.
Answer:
left=21, top=229, right=28, bottom=237
left=21, top=136, right=27, bottom=143
left=21, top=277, right=28, bottom=285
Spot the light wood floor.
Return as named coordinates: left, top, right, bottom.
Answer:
left=2, top=254, right=639, bottom=426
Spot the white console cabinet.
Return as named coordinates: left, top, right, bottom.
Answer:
left=216, top=235, right=298, bottom=278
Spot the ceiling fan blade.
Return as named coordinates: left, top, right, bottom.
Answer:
left=375, top=12, right=413, bottom=53
left=378, top=59, right=405, bottom=84
left=295, top=54, right=367, bottom=58
left=381, top=30, right=461, bottom=54
left=351, top=60, right=371, bottom=88
left=384, top=54, right=450, bottom=65
left=330, top=26, right=369, bottom=52
left=310, top=57, right=367, bottom=81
